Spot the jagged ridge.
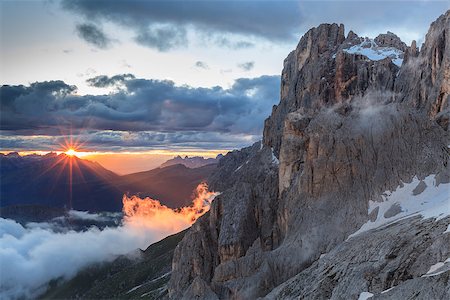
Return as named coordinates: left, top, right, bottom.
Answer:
left=169, top=10, right=450, bottom=299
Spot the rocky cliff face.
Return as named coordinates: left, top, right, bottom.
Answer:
left=169, top=11, right=450, bottom=299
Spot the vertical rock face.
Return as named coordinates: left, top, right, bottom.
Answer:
left=170, top=145, right=280, bottom=299
left=263, top=23, right=403, bottom=158
left=169, top=10, right=450, bottom=299
left=263, top=23, right=346, bottom=158
left=395, top=11, right=450, bottom=121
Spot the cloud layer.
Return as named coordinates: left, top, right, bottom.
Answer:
left=0, top=75, right=279, bottom=151
left=0, top=184, right=218, bottom=299
left=62, top=0, right=449, bottom=51
left=62, top=0, right=302, bottom=50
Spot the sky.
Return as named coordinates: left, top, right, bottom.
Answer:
left=1, top=0, right=449, bottom=173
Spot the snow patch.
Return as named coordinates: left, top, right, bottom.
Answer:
left=426, top=262, right=445, bottom=274
left=358, top=291, right=374, bottom=300
left=126, top=283, right=144, bottom=294
left=141, top=286, right=167, bottom=298
left=271, top=148, right=279, bottom=165
left=381, top=286, right=395, bottom=294
left=445, top=224, right=450, bottom=234
left=422, top=258, right=450, bottom=277
left=343, top=39, right=404, bottom=67
left=149, top=271, right=171, bottom=283
left=235, top=160, right=249, bottom=172
left=349, top=175, right=450, bottom=238
left=127, top=272, right=170, bottom=294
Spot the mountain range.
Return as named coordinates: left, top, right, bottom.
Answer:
left=160, top=155, right=222, bottom=169
left=0, top=152, right=216, bottom=213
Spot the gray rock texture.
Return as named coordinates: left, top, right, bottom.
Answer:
left=266, top=216, right=450, bottom=299
left=168, top=10, right=450, bottom=299
left=395, top=11, right=450, bottom=121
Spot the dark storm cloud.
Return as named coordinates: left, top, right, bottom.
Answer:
left=63, top=0, right=449, bottom=50
left=75, top=23, right=112, bottom=49
left=134, top=25, right=188, bottom=51
left=0, top=75, right=280, bottom=149
left=238, top=62, right=255, bottom=71
left=86, top=74, right=135, bottom=88
left=61, top=0, right=302, bottom=50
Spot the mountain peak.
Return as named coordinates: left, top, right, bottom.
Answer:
left=374, top=31, right=408, bottom=51
left=160, top=155, right=219, bottom=169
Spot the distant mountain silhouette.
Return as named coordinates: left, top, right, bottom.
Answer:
left=160, top=155, right=222, bottom=169
left=0, top=153, right=216, bottom=213
left=119, top=164, right=217, bottom=208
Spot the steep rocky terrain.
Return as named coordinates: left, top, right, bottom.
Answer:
left=168, top=11, right=450, bottom=299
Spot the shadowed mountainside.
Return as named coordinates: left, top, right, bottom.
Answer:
left=0, top=153, right=216, bottom=213
left=40, top=229, right=187, bottom=299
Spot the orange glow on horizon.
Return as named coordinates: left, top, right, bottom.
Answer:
left=0, top=149, right=228, bottom=174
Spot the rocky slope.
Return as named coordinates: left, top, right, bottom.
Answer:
left=168, top=10, right=450, bottom=299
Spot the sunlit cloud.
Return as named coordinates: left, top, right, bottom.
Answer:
left=0, top=183, right=219, bottom=299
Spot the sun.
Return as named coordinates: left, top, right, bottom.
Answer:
left=65, top=148, right=78, bottom=157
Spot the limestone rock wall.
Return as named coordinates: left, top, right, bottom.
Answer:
left=168, top=10, right=450, bottom=300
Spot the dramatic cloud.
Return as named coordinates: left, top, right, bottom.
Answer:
left=62, top=0, right=449, bottom=51
left=0, top=131, right=257, bottom=153
left=238, top=61, right=255, bottom=71
left=0, top=75, right=279, bottom=150
left=62, top=0, right=302, bottom=50
left=75, top=23, right=112, bottom=49
left=0, top=184, right=218, bottom=299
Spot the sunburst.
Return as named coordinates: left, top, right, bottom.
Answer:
left=35, top=130, right=91, bottom=210
left=65, top=148, right=78, bottom=157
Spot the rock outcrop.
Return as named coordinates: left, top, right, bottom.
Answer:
left=169, top=10, right=450, bottom=299
left=374, top=31, right=408, bottom=51
left=395, top=11, right=450, bottom=121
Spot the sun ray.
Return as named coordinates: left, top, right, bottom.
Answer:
left=44, top=158, right=69, bottom=198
